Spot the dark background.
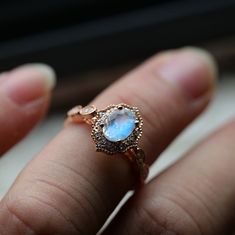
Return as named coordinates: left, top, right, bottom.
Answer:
left=0, top=0, right=235, bottom=108
left=0, top=0, right=235, bottom=80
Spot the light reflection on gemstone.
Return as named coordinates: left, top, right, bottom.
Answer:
left=103, top=108, right=136, bottom=142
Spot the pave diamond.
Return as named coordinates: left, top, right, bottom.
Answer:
left=103, top=108, right=136, bottom=142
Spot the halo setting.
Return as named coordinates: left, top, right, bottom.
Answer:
left=66, top=103, right=149, bottom=182
left=91, top=104, right=143, bottom=154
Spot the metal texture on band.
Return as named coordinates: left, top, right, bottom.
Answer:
left=65, top=103, right=149, bottom=183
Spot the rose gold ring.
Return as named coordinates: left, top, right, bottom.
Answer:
left=65, top=103, right=149, bottom=184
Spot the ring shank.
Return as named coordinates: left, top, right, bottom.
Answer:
left=125, top=147, right=149, bottom=183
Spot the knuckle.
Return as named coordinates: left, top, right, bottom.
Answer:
left=0, top=159, right=107, bottom=235
left=43, top=159, right=106, bottom=229
left=134, top=195, right=205, bottom=235
left=1, top=193, right=79, bottom=235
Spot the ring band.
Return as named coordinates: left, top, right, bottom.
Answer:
left=65, top=103, right=149, bottom=184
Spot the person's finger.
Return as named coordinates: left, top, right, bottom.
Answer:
left=94, top=47, right=216, bottom=161
left=0, top=64, right=55, bottom=155
left=103, top=120, right=235, bottom=235
left=0, top=48, right=216, bottom=235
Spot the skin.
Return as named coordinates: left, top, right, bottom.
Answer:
left=0, top=48, right=234, bottom=235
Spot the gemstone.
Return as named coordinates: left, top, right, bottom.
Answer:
left=103, top=108, right=136, bottom=142
left=80, top=105, right=96, bottom=115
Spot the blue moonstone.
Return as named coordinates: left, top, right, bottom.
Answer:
left=103, top=108, right=136, bottom=142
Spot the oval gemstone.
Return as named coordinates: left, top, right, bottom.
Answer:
left=103, top=108, right=136, bottom=142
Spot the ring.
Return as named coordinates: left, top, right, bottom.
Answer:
left=65, top=103, right=149, bottom=184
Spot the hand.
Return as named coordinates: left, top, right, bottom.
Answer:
left=0, top=48, right=233, bottom=235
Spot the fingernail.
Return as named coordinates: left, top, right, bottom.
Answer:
left=158, top=47, right=217, bottom=99
left=0, top=63, right=56, bottom=105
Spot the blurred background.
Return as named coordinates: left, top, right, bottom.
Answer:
left=0, top=0, right=235, bottom=197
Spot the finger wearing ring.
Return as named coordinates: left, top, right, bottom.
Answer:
left=65, top=103, right=149, bottom=184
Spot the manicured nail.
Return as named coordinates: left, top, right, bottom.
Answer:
left=0, top=63, right=56, bottom=105
left=158, top=47, right=217, bottom=99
